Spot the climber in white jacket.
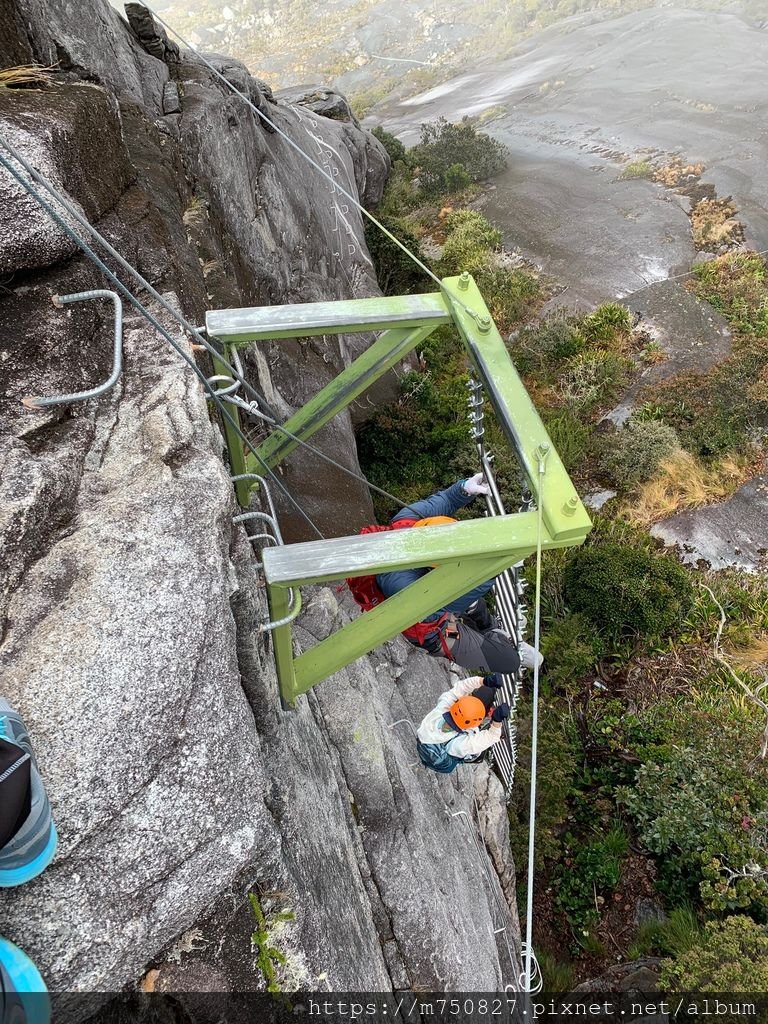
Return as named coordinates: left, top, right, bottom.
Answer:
left=416, top=675, right=510, bottom=774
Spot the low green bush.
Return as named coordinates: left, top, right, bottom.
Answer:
left=619, top=733, right=768, bottom=912
left=511, top=309, right=587, bottom=376
left=563, top=542, right=694, bottom=643
left=660, top=916, right=768, bottom=989
left=410, top=117, right=509, bottom=196
left=601, top=417, right=680, bottom=488
left=557, top=350, right=631, bottom=412
left=439, top=209, right=502, bottom=275
left=541, top=612, right=605, bottom=692
left=553, top=825, right=629, bottom=940
left=364, top=214, right=432, bottom=295
left=541, top=409, right=592, bottom=474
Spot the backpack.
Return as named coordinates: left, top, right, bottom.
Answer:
left=346, top=520, right=454, bottom=657
left=416, top=737, right=486, bottom=775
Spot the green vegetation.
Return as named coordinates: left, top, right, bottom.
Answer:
left=600, top=417, right=680, bottom=487
left=660, top=916, right=768, bottom=990
left=554, top=825, right=629, bottom=943
left=410, top=117, right=508, bottom=196
left=359, top=111, right=768, bottom=987
left=564, top=543, right=694, bottom=643
left=248, top=893, right=296, bottom=993
left=620, top=160, right=655, bottom=180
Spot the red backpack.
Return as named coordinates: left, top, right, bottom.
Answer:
left=345, top=520, right=455, bottom=657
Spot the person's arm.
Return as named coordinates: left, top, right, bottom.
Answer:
left=392, top=479, right=477, bottom=523
left=433, top=675, right=485, bottom=714
left=447, top=721, right=502, bottom=759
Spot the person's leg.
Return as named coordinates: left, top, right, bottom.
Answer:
left=447, top=622, right=522, bottom=674
left=441, top=579, right=494, bottom=617
left=459, top=598, right=493, bottom=632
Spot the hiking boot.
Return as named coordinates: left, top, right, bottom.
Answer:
left=0, top=700, right=57, bottom=887
left=0, top=935, right=50, bottom=1024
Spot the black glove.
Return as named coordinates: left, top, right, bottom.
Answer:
left=485, top=673, right=503, bottom=689
left=492, top=703, right=510, bottom=723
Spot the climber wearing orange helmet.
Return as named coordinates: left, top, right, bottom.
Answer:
left=416, top=676, right=509, bottom=774
left=376, top=476, right=542, bottom=675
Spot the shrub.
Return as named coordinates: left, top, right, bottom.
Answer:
left=371, top=125, right=406, bottom=164
left=475, top=265, right=540, bottom=333
left=541, top=612, right=605, bottom=691
left=541, top=409, right=592, bottom=473
left=553, top=825, right=629, bottom=939
left=439, top=209, right=502, bottom=275
left=618, top=740, right=768, bottom=912
left=557, top=350, right=631, bottom=412
left=601, top=418, right=681, bottom=488
left=659, top=916, right=768, bottom=990
left=410, top=116, right=509, bottom=196
left=513, top=309, right=586, bottom=375
left=563, top=542, right=694, bottom=642
left=364, top=214, right=432, bottom=295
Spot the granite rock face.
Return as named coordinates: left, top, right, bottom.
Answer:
left=0, top=0, right=521, bottom=995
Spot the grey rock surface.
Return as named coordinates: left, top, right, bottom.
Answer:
left=651, top=474, right=768, bottom=572
left=0, top=0, right=520, bottom=995
left=604, top=280, right=732, bottom=426
left=0, top=84, right=131, bottom=274
left=380, top=7, right=768, bottom=306
left=7, top=0, right=168, bottom=111
left=277, top=86, right=361, bottom=126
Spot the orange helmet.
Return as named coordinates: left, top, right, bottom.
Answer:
left=413, top=516, right=457, bottom=528
left=449, top=695, right=487, bottom=731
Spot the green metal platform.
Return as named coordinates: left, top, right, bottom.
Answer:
left=205, top=273, right=592, bottom=705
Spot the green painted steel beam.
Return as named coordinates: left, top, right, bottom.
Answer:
left=250, top=324, right=437, bottom=472
left=444, top=274, right=593, bottom=543
left=210, top=344, right=250, bottom=505
left=206, top=292, right=451, bottom=344
left=285, top=553, right=514, bottom=702
left=268, top=586, right=297, bottom=707
left=263, top=510, right=576, bottom=586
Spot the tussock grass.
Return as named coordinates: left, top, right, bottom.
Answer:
left=0, top=64, right=55, bottom=89
left=691, top=197, right=742, bottom=250
left=623, top=449, right=748, bottom=527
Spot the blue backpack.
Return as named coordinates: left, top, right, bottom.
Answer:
left=416, top=737, right=486, bottom=775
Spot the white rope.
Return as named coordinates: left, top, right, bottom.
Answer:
left=523, top=444, right=548, bottom=995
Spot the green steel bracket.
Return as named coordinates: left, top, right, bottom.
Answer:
left=205, top=275, right=592, bottom=703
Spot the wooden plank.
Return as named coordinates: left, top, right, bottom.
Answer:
left=206, top=292, right=451, bottom=343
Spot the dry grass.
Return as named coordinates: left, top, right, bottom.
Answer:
left=622, top=449, right=749, bottom=527
left=691, top=197, right=743, bottom=250
left=730, top=635, right=768, bottom=670
left=0, top=64, right=55, bottom=89
left=653, top=156, right=705, bottom=188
